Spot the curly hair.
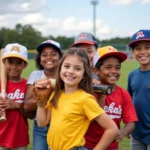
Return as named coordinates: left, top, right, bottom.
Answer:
left=34, top=46, right=62, bottom=70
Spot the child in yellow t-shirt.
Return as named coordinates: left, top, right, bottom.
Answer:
left=35, top=48, right=119, bottom=150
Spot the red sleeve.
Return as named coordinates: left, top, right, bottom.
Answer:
left=121, top=89, right=138, bottom=123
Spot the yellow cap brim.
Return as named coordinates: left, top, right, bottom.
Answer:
left=2, top=54, right=28, bottom=65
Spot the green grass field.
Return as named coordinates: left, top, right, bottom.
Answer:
left=22, top=59, right=139, bottom=150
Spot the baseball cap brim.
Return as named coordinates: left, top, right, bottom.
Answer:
left=2, top=54, right=28, bottom=64
left=129, top=38, right=150, bottom=48
left=70, top=41, right=96, bottom=48
left=37, top=43, right=61, bottom=53
left=98, top=51, right=127, bottom=62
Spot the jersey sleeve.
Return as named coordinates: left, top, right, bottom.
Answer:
left=27, top=71, right=38, bottom=85
left=83, top=95, right=105, bottom=121
left=122, top=90, right=138, bottom=123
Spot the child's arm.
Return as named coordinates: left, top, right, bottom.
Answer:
left=0, top=96, right=20, bottom=116
left=116, top=89, right=137, bottom=142
left=34, top=78, right=52, bottom=126
left=0, top=96, right=35, bottom=119
left=127, top=74, right=133, bottom=97
left=24, top=84, right=37, bottom=111
left=18, top=103, right=36, bottom=119
left=24, top=78, right=51, bottom=113
left=94, top=113, right=119, bottom=150
left=92, top=79, right=105, bottom=108
left=115, top=122, right=135, bottom=142
left=36, top=106, right=51, bottom=127
left=97, top=94, right=105, bottom=108
left=1, top=96, right=21, bottom=110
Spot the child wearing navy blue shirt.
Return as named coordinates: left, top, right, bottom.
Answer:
left=128, top=29, right=150, bottom=150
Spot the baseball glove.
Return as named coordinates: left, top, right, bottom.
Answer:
left=33, top=79, right=54, bottom=107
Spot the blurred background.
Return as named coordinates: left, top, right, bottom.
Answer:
left=1, top=0, right=150, bottom=57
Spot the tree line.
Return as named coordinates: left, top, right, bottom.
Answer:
left=0, top=24, right=131, bottom=50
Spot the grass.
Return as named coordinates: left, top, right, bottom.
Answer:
left=22, top=59, right=139, bottom=150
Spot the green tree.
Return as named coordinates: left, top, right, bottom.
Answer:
left=3, top=29, right=19, bottom=46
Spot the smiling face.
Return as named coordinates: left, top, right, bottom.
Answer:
left=60, top=54, right=85, bottom=90
left=4, top=57, right=27, bottom=82
left=96, top=57, right=121, bottom=86
left=133, top=41, right=150, bottom=68
left=40, top=46, right=60, bottom=71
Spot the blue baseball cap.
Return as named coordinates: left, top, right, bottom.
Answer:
left=129, top=29, right=150, bottom=48
left=37, top=40, right=62, bottom=53
left=70, top=32, right=98, bottom=48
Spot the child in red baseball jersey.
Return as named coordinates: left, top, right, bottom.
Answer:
left=84, top=46, right=138, bottom=150
left=0, top=43, right=30, bottom=150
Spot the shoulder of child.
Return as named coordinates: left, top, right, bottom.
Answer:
left=128, top=68, right=139, bottom=76
left=117, top=86, right=132, bottom=100
left=28, top=70, right=44, bottom=83
left=30, top=70, right=43, bottom=75
left=80, top=90, right=96, bottom=102
left=22, top=78, right=27, bottom=83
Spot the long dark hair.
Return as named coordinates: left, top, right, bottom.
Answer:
left=51, top=47, right=93, bottom=108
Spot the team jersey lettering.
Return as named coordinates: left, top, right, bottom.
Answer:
left=104, top=102, right=122, bottom=119
left=0, top=89, right=24, bottom=100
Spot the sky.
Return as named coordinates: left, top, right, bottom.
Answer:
left=0, top=0, right=150, bottom=40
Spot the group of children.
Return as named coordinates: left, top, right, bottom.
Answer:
left=0, top=29, right=150, bottom=150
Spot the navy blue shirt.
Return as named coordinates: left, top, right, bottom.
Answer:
left=128, top=68, right=150, bottom=144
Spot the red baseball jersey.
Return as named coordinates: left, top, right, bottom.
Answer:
left=85, top=85, right=138, bottom=149
left=0, top=79, right=29, bottom=148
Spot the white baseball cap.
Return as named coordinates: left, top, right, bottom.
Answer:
left=2, top=43, right=28, bottom=64
left=36, top=39, right=62, bottom=54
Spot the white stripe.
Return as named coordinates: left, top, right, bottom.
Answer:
left=15, top=100, right=24, bottom=103
left=109, top=115, right=121, bottom=119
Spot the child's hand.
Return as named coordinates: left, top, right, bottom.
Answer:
left=0, top=96, right=8, bottom=109
left=115, top=130, right=125, bottom=142
left=0, top=96, right=4, bottom=109
left=33, top=91, right=38, bottom=103
left=0, top=108, right=4, bottom=116
left=34, top=78, right=53, bottom=107
left=35, top=78, right=51, bottom=89
left=2, top=97, right=21, bottom=110
left=126, top=134, right=131, bottom=139
left=92, top=79, right=106, bottom=108
left=92, top=78, right=101, bottom=85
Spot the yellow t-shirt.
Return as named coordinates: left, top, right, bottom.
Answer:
left=46, top=89, right=104, bottom=150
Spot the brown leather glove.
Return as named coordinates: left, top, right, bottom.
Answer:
left=33, top=79, right=54, bottom=107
